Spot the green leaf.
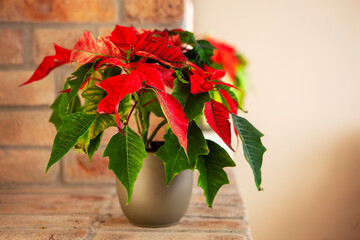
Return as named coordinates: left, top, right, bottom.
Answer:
left=67, top=62, right=95, bottom=103
left=234, top=65, right=248, bottom=109
left=72, top=95, right=82, bottom=113
left=46, top=113, right=97, bottom=173
left=185, top=40, right=215, bottom=66
left=50, top=82, right=82, bottom=130
left=232, top=114, right=266, bottom=190
left=138, top=90, right=164, bottom=118
left=185, top=93, right=210, bottom=120
left=155, top=122, right=209, bottom=185
left=172, top=79, right=210, bottom=120
left=177, top=31, right=197, bottom=46
left=49, top=94, right=64, bottom=130
left=195, top=40, right=215, bottom=64
left=196, top=140, right=236, bottom=207
left=174, top=68, right=188, bottom=84
left=84, top=93, right=131, bottom=139
left=58, top=92, right=69, bottom=119
left=101, top=65, right=122, bottom=79
left=103, top=127, right=148, bottom=204
left=89, top=114, right=117, bottom=139
left=74, top=130, right=90, bottom=154
left=88, top=132, right=103, bottom=163
left=118, top=94, right=132, bottom=116
left=82, top=86, right=106, bottom=114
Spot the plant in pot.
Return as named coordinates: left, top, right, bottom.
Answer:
left=20, top=25, right=266, bottom=227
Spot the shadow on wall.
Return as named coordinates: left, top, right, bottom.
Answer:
left=282, top=130, right=360, bottom=240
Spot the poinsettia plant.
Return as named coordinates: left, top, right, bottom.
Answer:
left=21, top=25, right=266, bottom=207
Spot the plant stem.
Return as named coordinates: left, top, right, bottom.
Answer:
left=126, top=101, right=138, bottom=126
left=68, top=96, right=76, bottom=114
left=146, top=119, right=167, bottom=148
left=134, top=111, right=142, bottom=134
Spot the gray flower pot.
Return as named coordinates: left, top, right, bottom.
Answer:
left=116, top=152, right=193, bottom=227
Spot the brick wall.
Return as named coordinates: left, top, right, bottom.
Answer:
left=0, top=0, right=188, bottom=185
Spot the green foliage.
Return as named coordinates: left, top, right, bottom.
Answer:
left=173, top=31, right=215, bottom=66
left=118, top=94, right=132, bottom=116
left=74, top=130, right=90, bottom=154
left=232, top=114, right=266, bottom=190
left=234, top=65, right=248, bottom=110
left=196, top=140, right=236, bottom=207
left=155, top=122, right=208, bottom=185
left=101, top=66, right=122, bottom=79
left=176, top=31, right=197, bottom=45
left=82, top=86, right=106, bottom=114
left=173, top=68, right=188, bottom=84
left=90, top=115, right=117, bottom=139
left=88, top=132, right=103, bottom=163
left=67, top=61, right=97, bottom=103
left=104, top=127, right=148, bottom=204
left=46, top=113, right=97, bottom=173
left=49, top=85, right=82, bottom=130
left=82, top=88, right=131, bottom=139
left=172, top=79, right=210, bottom=120
left=138, top=90, right=164, bottom=118
left=185, top=40, right=215, bottom=66
left=49, top=94, right=64, bottom=130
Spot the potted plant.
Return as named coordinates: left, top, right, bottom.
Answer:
left=21, top=25, right=266, bottom=227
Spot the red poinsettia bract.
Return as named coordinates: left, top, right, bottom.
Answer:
left=189, top=63, right=225, bottom=94
left=20, top=44, right=71, bottom=86
left=207, top=38, right=240, bottom=82
left=204, top=99, right=234, bottom=151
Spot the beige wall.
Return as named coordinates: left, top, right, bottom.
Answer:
left=194, top=0, right=360, bottom=239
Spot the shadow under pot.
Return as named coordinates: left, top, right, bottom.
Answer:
left=116, top=147, right=194, bottom=228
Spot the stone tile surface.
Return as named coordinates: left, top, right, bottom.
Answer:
left=0, top=171, right=252, bottom=239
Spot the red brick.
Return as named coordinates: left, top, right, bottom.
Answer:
left=125, top=0, right=184, bottom=24
left=34, top=28, right=84, bottom=64
left=94, top=231, right=247, bottom=240
left=0, top=0, right=116, bottom=23
left=63, top=150, right=115, bottom=183
left=99, top=27, right=114, bottom=37
left=0, top=71, right=55, bottom=106
left=0, top=229, right=87, bottom=240
left=0, top=149, right=58, bottom=183
left=0, top=110, right=56, bottom=146
left=0, top=29, right=23, bottom=65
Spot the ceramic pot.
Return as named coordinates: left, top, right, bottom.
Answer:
left=116, top=152, right=193, bottom=227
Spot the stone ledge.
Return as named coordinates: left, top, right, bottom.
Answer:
left=0, top=172, right=252, bottom=240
